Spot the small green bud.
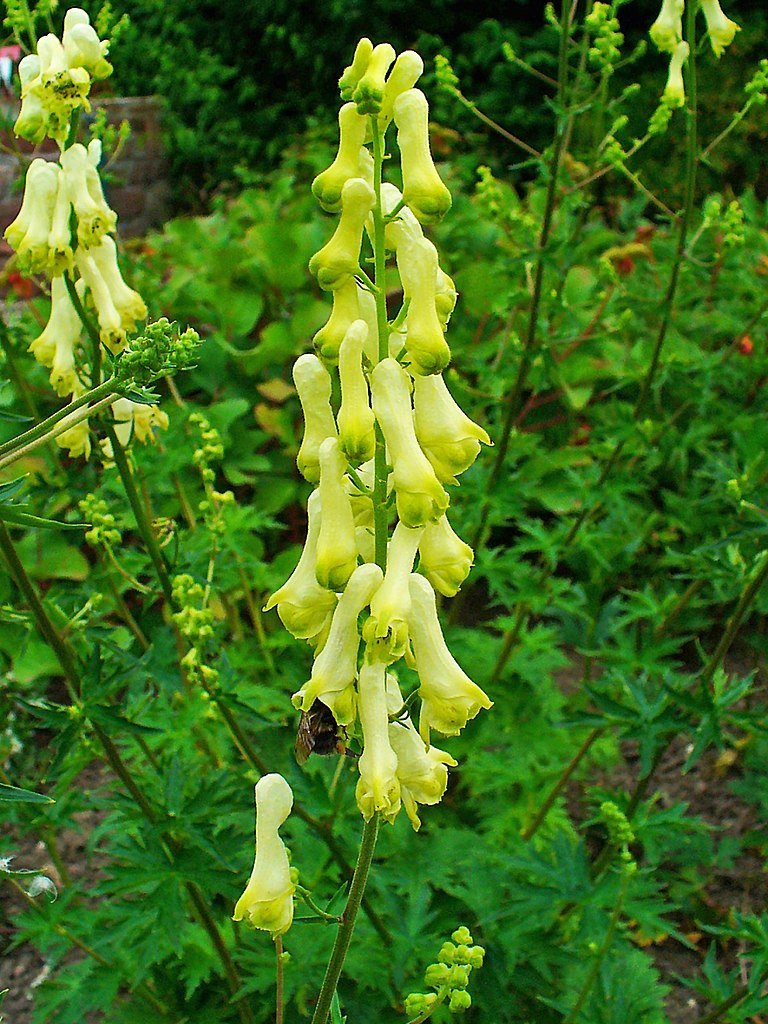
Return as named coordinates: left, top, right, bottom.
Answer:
left=447, top=965, right=469, bottom=989
left=438, top=941, right=457, bottom=964
left=449, top=990, right=472, bottom=1013
left=424, top=962, right=451, bottom=988
left=451, top=926, right=473, bottom=946
left=467, top=945, right=485, bottom=969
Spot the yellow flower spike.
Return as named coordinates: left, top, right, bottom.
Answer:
left=337, top=319, right=376, bottom=465
left=4, top=159, right=59, bottom=274
left=292, top=562, right=384, bottom=726
left=60, top=143, right=117, bottom=249
left=370, top=358, right=449, bottom=528
left=418, top=515, right=474, bottom=598
left=85, top=235, right=147, bottom=341
left=312, top=277, right=360, bottom=363
left=292, top=354, right=337, bottom=483
left=394, top=88, right=452, bottom=224
left=62, top=8, right=112, bottom=79
left=396, top=236, right=451, bottom=375
left=379, top=50, right=424, bottom=129
left=700, top=0, right=740, bottom=57
left=29, top=277, right=82, bottom=384
left=352, top=42, right=396, bottom=115
left=385, top=674, right=456, bottom=831
left=412, top=373, right=492, bottom=484
left=315, top=437, right=359, bottom=590
left=309, top=177, right=375, bottom=291
left=364, top=521, right=424, bottom=663
left=407, top=574, right=493, bottom=741
left=649, top=0, right=684, bottom=53
left=75, top=248, right=126, bottom=353
left=312, top=103, right=370, bottom=213
left=233, top=774, right=295, bottom=937
left=663, top=41, right=689, bottom=107
left=339, top=37, right=374, bottom=102
left=264, top=490, right=338, bottom=641
left=355, top=658, right=402, bottom=822
left=14, top=56, right=46, bottom=143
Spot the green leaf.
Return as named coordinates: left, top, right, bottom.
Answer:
left=0, top=782, right=54, bottom=803
left=0, top=505, right=88, bottom=531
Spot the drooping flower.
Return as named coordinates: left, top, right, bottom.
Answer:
left=292, top=562, right=383, bottom=726
left=312, top=103, right=370, bottom=213
left=5, top=159, right=60, bottom=275
left=355, top=658, right=401, bottom=822
left=233, top=774, right=295, bottom=937
left=292, top=354, right=338, bottom=483
left=394, top=89, right=452, bottom=224
left=55, top=388, right=92, bottom=460
left=60, top=142, right=117, bottom=249
left=352, top=42, right=396, bottom=115
left=379, top=50, right=424, bottom=128
left=337, top=319, right=376, bottom=464
left=396, top=235, right=451, bottom=375
left=29, top=276, right=83, bottom=398
left=104, top=398, right=170, bottom=451
left=663, top=41, right=689, bottom=107
left=309, top=178, right=375, bottom=291
left=370, top=358, right=449, bottom=527
left=412, top=373, right=491, bottom=483
left=649, top=0, right=684, bottom=53
left=418, top=515, right=474, bottom=598
left=86, top=234, right=147, bottom=334
left=315, top=437, right=359, bottom=590
left=364, top=521, right=424, bottom=662
left=339, top=37, right=374, bottom=102
left=62, top=8, right=112, bottom=79
left=313, top=276, right=361, bottom=363
left=700, top=0, right=740, bottom=57
left=14, top=56, right=47, bottom=144
left=264, top=489, right=338, bottom=641
left=407, top=574, right=493, bottom=740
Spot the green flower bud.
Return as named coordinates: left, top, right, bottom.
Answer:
left=424, top=962, right=451, bottom=988
left=312, top=103, right=370, bottom=213
left=337, top=319, right=376, bottom=464
left=449, top=990, right=472, bottom=1013
left=339, top=37, right=373, bottom=102
left=467, top=945, right=485, bottom=968
left=451, top=926, right=473, bottom=946
left=394, top=89, right=451, bottom=224
left=293, top=354, right=338, bottom=483
left=404, top=993, right=437, bottom=1017
left=315, top=437, right=359, bottom=591
left=309, top=178, right=375, bottom=291
left=353, top=42, right=396, bottom=114
left=448, top=965, right=469, bottom=989
left=438, top=941, right=457, bottom=964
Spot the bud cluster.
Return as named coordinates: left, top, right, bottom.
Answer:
left=405, top=926, right=486, bottom=1017
left=4, top=9, right=171, bottom=460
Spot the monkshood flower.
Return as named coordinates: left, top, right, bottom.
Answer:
left=29, top=276, right=83, bottom=397
left=352, top=42, right=396, bottom=115
left=339, top=37, right=374, bottom=101
left=312, top=103, right=369, bottom=213
left=62, top=8, right=112, bottom=79
left=265, top=490, right=338, bottom=641
left=315, top=437, right=359, bottom=590
left=418, top=516, right=474, bottom=598
left=364, top=521, right=424, bottom=662
left=4, top=159, right=60, bottom=275
left=371, top=358, right=449, bottom=527
left=293, top=354, right=337, bottom=483
left=14, top=56, right=47, bottom=144
left=396, top=235, right=451, bottom=375
left=649, top=0, right=684, bottom=53
left=386, top=675, right=456, bottom=831
left=233, top=774, right=295, bottom=937
left=337, top=319, right=376, bottom=464
left=412, top=373, right=491, bottom=483
left=309, top=178, right=375, bottom=290
left=60, top=142, right=117, bottom=249
left=355, top=658, right=401, bottom=822
left=394, top=89, right=452, bottom=224
left=700, top=0, right=740, bottom=57
left=55, top=386, right=92, bottom=459
left=378, top=50, right=424, bottom=129
left=292, top=563, right=383, bottom=726
left=664, top=41, right=689, bottom=107
left=104, top=398, right=169, bottom=451
left=407, top=574, right=493, bottom=740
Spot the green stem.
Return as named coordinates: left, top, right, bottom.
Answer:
left=275, top=935, right=285, bottom=1024
left=521, top=727, right=603, bottom=841
left=0, top=392, right=118, bottom=472
left=309, top=816, right=381, bottom=1024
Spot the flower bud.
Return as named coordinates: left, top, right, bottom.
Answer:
left=233, top=774, right=295, bottom=937
left=293, top=354, right=337, bottom=483
left=448, top=965, right=469, bottom=989
left=413, top=373, right=491, bottom=482
left=663, top=41, right=689, bottom=108
left=424, top=962, right=451, bottom=988
left=60, top=143, right=117, bottom=249
left=353, top=42, right=396, bottom=115
left=292, top=562, right=384, bottom=725
left=265, top=490, right=338, bottom=640
left=407, top=574, right=493, bottom=739
left=379, top=50, right=424, bottom=128
left=312, top=103, right=370, bottom=212
left=355, top=658, right=401, bottom=822
left=404, top=994, right=437, bottom=1018
left=451, top=926, right=473, bottom=945
left=386, top=675, right=456, bottom=830
left=701, top=0, right=740, bottom=57
left=62, top=8, right=112, bottom=79
left=339, top=37, right=374, bottom=102
left=337, top=320, right=376, bottom=464
left=449, top=990, right=472, bottom=1013
left=29, top=276, right=83, bottom=398
left=394, top=89, right=452, bottom=224
left=438, top=941, right=457, bottom=964
left=418, top=515, right=474, bottom=597
left=14, top=56, right=46, bottom=143
left=397, top=236, right=451, bottom=375
left=309, top=178, right=375, bottom=291
left=467, top=946, right=485, bottom=968
left=315, top=437, right=359, bottom=590
left=649, top=0, right=684, bottom=52
left=370, top=358, right=449, bottom=527
left=364, top=522, right=423, bottom=661
left=312, top=277, right=360, bottom=363
left=4, top=159, right=59, bottom=274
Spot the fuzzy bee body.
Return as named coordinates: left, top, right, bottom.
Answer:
left=294, top=700, right=349, bottom=765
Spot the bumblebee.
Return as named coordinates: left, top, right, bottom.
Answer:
left=294, top=700, right=350, bottom=765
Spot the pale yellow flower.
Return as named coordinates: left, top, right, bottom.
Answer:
left=364, top=521, right=424, bottom=662
left=663, top=41, right=689, bottom=107
left=309, top=178, right=375, bottom=291
left=700, top=0, right=740, bottom=56
left=379, top=50, right=424, bottom=128
left=353, top=42, right=396, bottom=114
left=418, top=515, right=474, bottom=598
left=412, top=373, right=491, bottom=483
left=315, top=437, right=359, bottom=591
left=396, top=235, right=451, bottom=375
left=293, top=354, right=338, bottom=483
left=5, top=159, right=60, bottom=274
left=355, top=659, right=401, bottom=822
left=62, top=8, right=112, bottom=79
left=60, top=142, right=117, bottom=250
left=29, top=277, right=83, bottom=399
left=394, top=89, right=452, bottom=224
left=337, top=319, right=376, bottom=464
left=312, top=103, right=370, bottom=213
left=339, top=37, right=374, bottom=102
left=649, top=0, right=684, bottom=52
left=313, top=277, right=361, bottom=363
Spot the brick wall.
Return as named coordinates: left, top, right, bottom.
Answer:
left=0, top=95, right=169, bottom=241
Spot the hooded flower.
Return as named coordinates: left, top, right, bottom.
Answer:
left=315, top=437, right=359, bottom=590
left=407, top=574, right=492, bottom=740
left=700, top=0, right=740, bottom=57
left=29, top=276, right=83, bottom=398
left=386, top=675, right=456, bottom=830
left=649, top=0, right=684, bottom=52
left=309, top=178, right=375, bottom=291
left=663, top=41, right=689, bottom=107
left=394, top=89, right=452, bottom=224
left=86, top=234, right=147, bottom=333
left=337, top=319, right=376, bottom=464
left=14, top=56, right=47, bottom=144
left=5, top=159, right=60, bottom=275
left=62, top=8, right=112, bottom=79
left=339, top=37, right=374, bottom=102
left=355, top=658, right=401, bottom=822
left=312, top=103, right=370, bottom=213
left=352, top=42, right=396, bottom=114
left=233, top=774, right=295, bottom=937
left=379, top=50, right=424, bottom=128
left=364, top=521, right=424, bottom=662
left=313, top=277, right=361, bottom=363
left=292, top=562, right=383, bottom=726
left=293, top=354, right=338, bottom=483
left=55, top=387, right=92, bottom=460
left=412, top=373, right=491, bottom=483
left=371, top=358, right=449, bottom=527
left=103, top=398, right=169, bottom=453
left=265, top=490, right=338, bottom=640
left=418, top=515, right=474, bottom=598
left=60, top=142, right=117, bottom=250
left=396, top=235, right=452, bottom=376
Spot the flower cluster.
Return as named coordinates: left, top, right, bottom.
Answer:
left=405, top=926, right=486, bottom=1017
left=4, top=8, right=168, bottom=460
left=265, top=38, right=493, bottom=834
